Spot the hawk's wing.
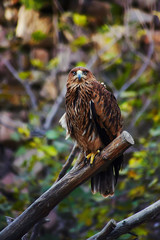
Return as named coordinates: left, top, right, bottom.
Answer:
left=91, top=81, right=122, bottom=145
left=90, top=81, right=123, bottom=188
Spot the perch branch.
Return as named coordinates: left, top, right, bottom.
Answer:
left=88, top=199, right=160, bottom=240
left=0, top=131, right=134, bottom=240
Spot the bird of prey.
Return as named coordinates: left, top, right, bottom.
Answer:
left=60, top=66, right=123, bottom=197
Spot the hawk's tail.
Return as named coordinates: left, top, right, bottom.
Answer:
left=91, top=155, right=123, bottom=197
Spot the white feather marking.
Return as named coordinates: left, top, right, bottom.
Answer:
left=59, top=113, right=70, bottom=139
left=88, top=133, right=92, bottom=141
left=88, top=131, right=96, bottom=142
left=82, top=129, right=87, bottom=136
left=75, top=106, right=77, bottom=114
left=91, top=131, right=96, bottom=141
left=89, top=100, right=93, bottom=119
left=59, top=113, right=67, bottom=129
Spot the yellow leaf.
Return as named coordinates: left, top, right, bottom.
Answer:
left=129, top=186, right=145, bottom=198
left=120, top=101, right=133, bottom=113
left=73, top=13, right=87, bottom=27
left=153, top=114, right=160, bottom=123
left=18, top=127, right=30, bottom=137
left=128, top=170, right=139, bottom=179
left=129, top=157, right=142, bottom=168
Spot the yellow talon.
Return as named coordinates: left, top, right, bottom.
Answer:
left=86, top=150, right=100, bottom=165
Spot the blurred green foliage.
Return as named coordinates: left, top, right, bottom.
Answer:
left=31, top=31, right=47, bottom=42
left=20, top=0, right=52, bottom=10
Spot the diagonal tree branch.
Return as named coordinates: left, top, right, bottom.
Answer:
left=0, top=131, right=134, bottom=240
left=88, top=199, right=160, bottom=240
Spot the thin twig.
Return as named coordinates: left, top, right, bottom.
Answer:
left=43, top=86, right=66, bottom=130
left=100, top=53, right=122, bottom=71
left=56, top=143, right=80, bottom=181
left=1, top=59, right=37, bottom=110
left=54, top=0, right=64, bottom=13
left=87, top=220, right=116, bottom=240
left=131, top=98, right=151, bottom=126
left=87, top=37, right=122, bottom=70
left=21, top=234, right=29, bottom=240
left=30, top=219, right=49, bottom=240
left=5, top=216, right=14, bottom=225
left=0, top=120, right=17, bottom=131
left=116, top=41, right=154, bottom=99
left=127, top=40, right=157, bottom=69
left=116, top=3, right=154, bottom=99
left=30, top=128, right=46, bottom=137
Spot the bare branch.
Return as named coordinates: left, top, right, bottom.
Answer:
left=116, top=41, right=154, bottom=99
left=88, top=219, right=117, bottom=240
left=88, top=200, right=160, bottom=240
left=53, top=0, right=64, bottom=13
left=131, top=98, right=152, bottom=126
left=0, top=131, right=134, bottom=240
left=56, top=143, right=80, bottom=181
left=126, top=40, right=157, bottom=70
left=1, top=59, right=37, bottom=110
left=30, top=219, right=49, bottom=240
left=6, top=216, right=14, bottom=225
left=43, top=86, right=66, bottom=130
left=0, top=119, right=17, bottom=131
left=87, top=37, right=122, bottom=70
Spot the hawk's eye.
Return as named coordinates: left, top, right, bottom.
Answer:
left=83, top=71, right=88, bottom=76
left=72, top=71, right=76, bottom=76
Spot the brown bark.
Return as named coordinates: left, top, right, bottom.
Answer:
left=0, top=131, right=134, bottom=240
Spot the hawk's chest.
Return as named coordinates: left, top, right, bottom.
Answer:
left=66, top=86, right=93, bottom=134
left=66, top=88, right=90, bottom=126
left=65, top=85, right=102, bottom=152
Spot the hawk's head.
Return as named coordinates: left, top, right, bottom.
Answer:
left=67, top=67, right=95, bottom=86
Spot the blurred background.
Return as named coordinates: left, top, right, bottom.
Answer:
left=0, top=0, right=160, bottom=239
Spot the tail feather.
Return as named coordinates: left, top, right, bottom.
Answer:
left=91, top=155, right=123, bottom=197
left=113, top=155, right=123, bottom=184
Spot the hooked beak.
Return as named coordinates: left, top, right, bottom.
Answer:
left=77, top=70, right=82, bottom=81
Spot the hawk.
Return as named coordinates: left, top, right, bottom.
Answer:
left=60, top=67, right=123, bottom=197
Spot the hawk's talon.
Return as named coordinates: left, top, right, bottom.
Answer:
left=85, top=150, right=100, bottom=165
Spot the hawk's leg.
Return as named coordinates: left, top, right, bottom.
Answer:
left=85, top=150, right=100, bottom=165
